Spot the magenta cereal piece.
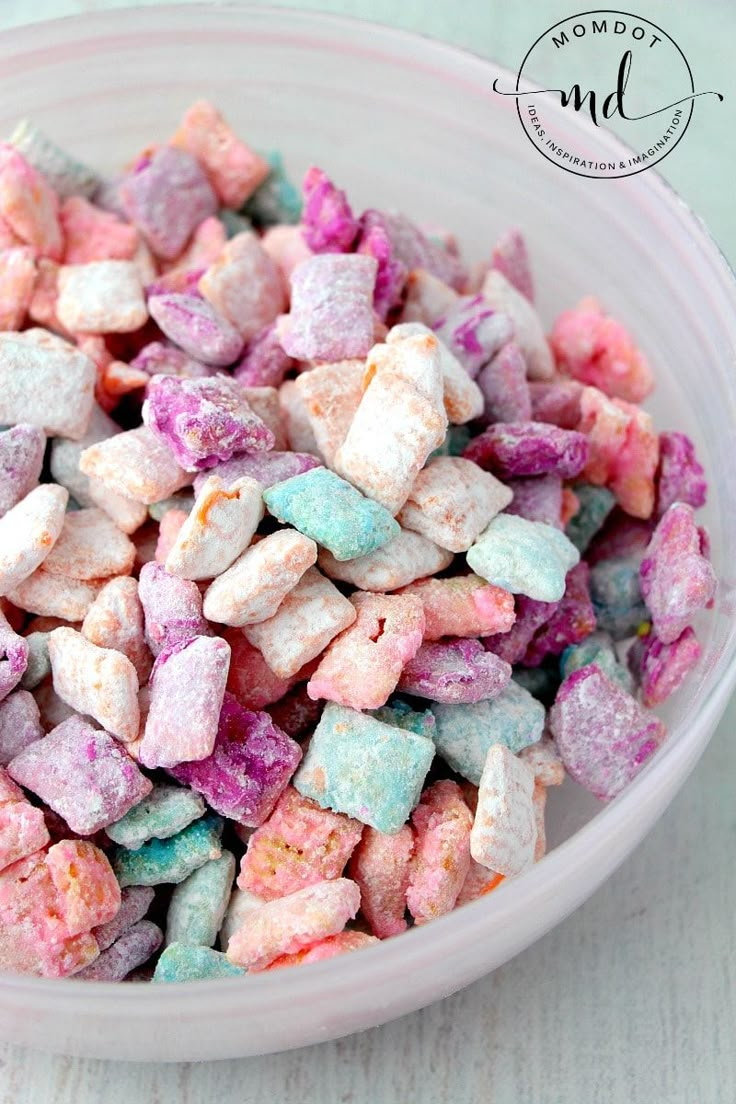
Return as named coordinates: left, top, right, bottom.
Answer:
left=233, top=322, right=295, bottom=389
left=505, top=474, right=563, bottom=529
left=0, top=610, right=28, bottom=703
left=8, top=716, right=152, bottom=835
left=521, top=562, right=597, bottom=667
left=130, top=341, right=212, bottom=381
left=195, top=450, right=321, bottom=494
left=655, top=431, right=707, bottom=517
left=147, top=293, right=244, bottom=368
left=143, top=373, right=273, bottom=471
left=0, top=425, right=46, bottom=519
left=483, top=594, right=560, bottom=665
left=477, top=342, right=532, bottom=424
left=630, top=626, right=702, bottom=707
left=300, top=166, right=359, bottom=254
left=138, top=561, right=209, bottom=657
left=76, top=919, right=163, bottom=982
left=119, top=146, right=218, bottom=261
left=549, top=664, right=666, bottom=800
left=93, top=885, right=155, bottom=952
left=279, top=254, right=378, bottom=362
left=357, top=209, right=464, bottom=293
left=398, top=638, right=512, bottom=704
left=171, top=692, right=302, bottom=827
left=433, top=295, right=513, bottom=379
left=357, top=216, right=407, bottom=319
left=0, top=690, right=43, bottom=766
left=464, top=421, right=588, bottom=480
left=490, top=227, right=534, bottom=302
left=529, top=379, right=584, bottom=429
left=639, top=503, right=716, bottom=645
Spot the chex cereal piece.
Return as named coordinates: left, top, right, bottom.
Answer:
left=238, top=785, right=363, bottom=900
left=76, top=919, right=163, bottom=981
left=431, top=681, right=545, bottom=784
left=358, top=215, right=407, bottom=316
left=456, top=861, right=504, bottom=906
left=46, top=838, right=121, bottom=934
left=505, top=474, right=563, bottom=529
left=0, top=425, right=45, bottom=519
left=357, top=208, right=464, bottom=295
left=387, top=322, right=484, bottom=424
left=9, top=570, right=105, bottom=622
left=166, top=475, right=264, bottom=581
left=639, top=503, right=716, bottom=644
left=655, top=431, right=707, bottom=517
left=148, top=293, right=244, bottom=367
left=590, top=557, right=648, bottom=639
left=0, top=484, right=68, bottom=597
left=578, top=385, right=659, bottom=519
left=0, top=335, right=95, bottom=439
left=166, top=850, right=236, bottom=947
left=197, top=450, right=320, bottom=495
left=219, top=886, right=267, bottom=951
left=565, top=482, right=616, bottom=553
left=261, top=224, right=313, bottom=293
left=0, top=144, right=63, bottom=258
left=301, top=166, right=359, bottom=253
left=521, top=561, right=596, bottom=666
left=80, top=425, right=190, bottom=505
left=223, top=630, right=296, bottom=710
left=241, top=385, right=287, bottom=450
left=138, top=562, right=208, bottom=656
left=92, top=886, right=155, bottom=952
left=120, top=146, right=217, bottom=261
left=59, top=195, right=138, bottom=264
left=199, top=231, right=285, bottom=342
left=0, top=610, right=28, bottom=702
left=481, top=270, right=554, bottom=380
left=48, top=627, right=140, bottom=742
left=398, top=638, right=511, bottom=704
left=318, top=528, right=453, bottom=592
left=370, top=698, right=436, bottom=739
left=549, top=296, right=653, bottom=403
left=397, top=456, right=512, bottom=553
left=519, top=735, right=566, bottom=788
left=294, top=702, right=434, bottom=833
left=233, top=320, right=294, bottom=388
left=489, top=227, right=534, bottom=301
left=470, top=744, right=537, bottom=876
left=307, top=591, right=425, bottom=711
left=203, top=529, right=317, bottom=627
left=293, top=359, right=365, bottom=466
left=278, top=379, right=322, bottom=457
left=549, top=664, right=666, bottom=800
left=561, top=629, right=633, bottom=692
left=9, top=120, right=99, bottom=199
left=467, top=514, right=580, bottom=603
left=406, top=780, right=472, bottom=924
left=0, top=767, right=49, bottom=871
left=464, top=421, right=588, bottom=480
left=226, top=877, right=360, bottom=971
left=483, top=595, right=558, bottom=665
left=398, top=575, right=515, bottom=640
left=279, top=254, right=378, bottom=362
left=155, top=509, right=187, bottom=563
left=629, top=626, right=701, bottom=707
left=112, top=814, right=223, bottom=887
left=0, top=245, right=36, bottom=330
left=0, top=691, right=43, bottom=766
left=106, top=784, right=205, bottom=849
left=265, top=930, right=379, bottom=970
left=42, top=508, right=135, bottom=581
left=433, top=294, right=513, bottom=378
left=131, top=340, right=212, bottom=380
left=400, top=267, right=459, bottom=326
left=170, top=100, right=270, bottom=209
left=347, top=824, right=413, bottom=937
left=477, top=341, right=532, bottom=424
left=585, top=507, right=655, bottom=567
left=138, top=635, right=231, bottom=769
left=154, top=942, right=245, bottom=982
left=57, top=260, right=147, bottom=333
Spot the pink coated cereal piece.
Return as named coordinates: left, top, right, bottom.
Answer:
left=348, top=824, right=413, bottom=937
left=155, top=508, right=188, bottom=563
left=481, top=270, right=554, bottom=380
left=130, top=340, right=212, bottom=380
left=92, top=885, right=155, bottom=952
left=138, top=561, right=209, bottom=656
left=318, top=528, right=453, bottom=593
left=243, top=567, right=357, bottom=679
left=398, top=456, right=512, bottom=554
left=505, top=474, right=563, bottom=529
left=82, top=577, right=153, bottom=684
left=655, top=431, right=707, bottom=517
left=57, top=260, right=147, bottom=333
left=79, top=425, right=191, bottom=505
left=237, top=785, right=362, bottom=899
left=456, top=861, right=504, bottom=906
left=278, top=379, right=323, bottom=457
left=399, top=575, right=516, bottom=642
left=549, top=296, right=654, bottom=403
left=76, top=918, right=162, bottom=981
left=357, top=215, right=407, bottom=319
left=0, top=145, right=63, bottom=260
left=199, top=232, right=286, bottom=343
left=387, top=322, right=484, bottom=425
left=406, top=780, right=472, bottom=924
left=398, top=637, right=511, bottom=704
left=483, top=594, right=559, bottom=664
left=0, top=484, right=68, bottom=597
left=60, top=196, right=138, bottom=265
left=0, top=245, right=36, bottom=330
left=279, top=254, right=378, bottom=362
left=0, top=424, right=45, bottom=520
left=226, top=877, right=360, bottom=970
left=41, top=508, right=135, bottom=581
left=170, top=100, right=270, bottom=209
left=639, top=503, right=716, bottom=644
left=138, top=635, right=230, bottom=768
left=294, top=359, right=365, bottom=466
left=549, top=664, right=666, bottom=800
left=120, top=145, right=217, bottom=261
left=0, top=335, right=96, bottom=439
left=490, top=227, right=534, bottom=302
left=630, top=626, right=702, bottom=708
left=307, top=591, right=425, bottom=710
left=577, top=385, right=659, bottom=519
left=521, top=562, right=596, bottom=666
left=519, top=735, right=566, bottom=787
left=0, top=691, right=44, bottom=766
left=400, top=268, right=459, bottom=326
left=233, top=321, right=295, bottom=389
left=165, top=214, right=226, bottom=272
left=8, top=569, right=105, bottom=622
left=532, top=780, right=547, bottom=862
left=8, top=716, right=151, bottom=834
left=433, top=294, right=513, bottom=379
left=0, top=766, right=49, bottom=871
left=300, top=166, right=359, bottom=253
left=470, top=743, right=537, bottom=876
left=241, top=386, right=288, bottom=451
left=203, top=528, right=318, bottom=627
left=48, top=627, right=140, bottom=742
left=223, top=629, right=298, bottom=710
left=529, top=378, right=584, bottom=429
left=464, top=420, right=588, bottom=480
left=166, top=475, right=264, bottom=581
left=147, top=292, right=244, bottom=367
left=0, top=610, right=28, bottom=702
left=0, top=214, right=23, bottom=250
left=477, top=341, right=532, bottom=424
left=45, top=838, right=121, bottom=934
left=261, top=224, right=313, bottom=298
left=264, top=929, right=378, bottom=970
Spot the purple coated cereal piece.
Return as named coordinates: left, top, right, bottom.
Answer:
left=119, top=146, right=217, bottom=261
left=93, top=886, right=155, bottom=952
left=170, top=692, right=302, bottom=827
left=628, top=627, right=701, bottom=707
left=0, top=690, right=43, bottom=766
left=521, top=562, right=597, bottom=667
left=639, top=503, right=716, bottom=645
left=130, top=341, right=213, bottom=380
left=360, top=209, right=465, bottom=292
left=477, top=342, right=532, bottom=424
left=300, top=167, right=360, bottom=254
left=505, top=474, right=563, bottom=529
left=433, top=295, right=513, bottom=378
left=76, top=920, right=163, bottom=981
left=397, top=638, right=512, bottom=704
left=138, top=562, right=209, bottom=657
left=143, top=374, right=273, bottom=471
left=0, top=612, right=28, bottom=703
left=463, top=421, right=588, bottom=479
left=148, top=293, right=244, bottom=368
left=194, top=450, right=321, bottom=495
left=549, top=664, right=666, bottom=800
left=8, top=716, right=152, bottom=835
left=585, top=507, right=655, bottom=567
left=655, top=431, right=707, bottom=517
left=233, top=322, right=295, bottom=388
left=279, top=254, right=378, bottom=362
left=0, top=425, right=46, bottom=518
left=490, top=228, right=534, bottom=302
left=482, top=594, right=560, bottom=665
left=529, top=379, right=584, bottom=429
left=357, top=217, right=407, bottom=319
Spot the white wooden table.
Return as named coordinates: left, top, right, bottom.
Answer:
left=1, top=2, right=734, bottom=1101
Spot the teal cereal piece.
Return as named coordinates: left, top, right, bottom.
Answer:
left=263, top=468, right=400, bottom=562
left=241, top=151, right=302, bottom=228
left=511, top=664, right=561, bottom=706
left=430, top=425, right=472, bottom=461
left=590, top=556, right=648, bottom=639
left=166, top=850, right=236, bottom=948
left=153, top=942, right=245, bottom=982
left=294, top=702, right=434, bottom=834
left=148, top=493, right=195, bottom=523
left=10, top=119, right=100, bottom=199
left=112, top=814, right=223, bottom=888
left=566, top=483, right=616, bottom=553
left=218, top=208, right=254, bottom=239
left=560, top=630, right=634, bottom=692
left=371, top=698, right=436, bottom=740
left=431, top=681, right=545, bottom=784
left=466, top=513, right=579, bottom=602
left=105, top=784, right=206, bottom=850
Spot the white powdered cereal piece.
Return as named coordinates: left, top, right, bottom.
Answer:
left=387, top=323, right=484, bottom=424
left=48, top=626, right=140, bottom=743
left=203, top=529, right=318, bottom=627
left=243, top=567, right=356, bottom=678
left=79, top=425, right=191, bottom=505
left=397, top=456, right=512, bottom=553
left=399, top=268, right=459, bottom=326
left=294, top=360, right=365, bottom=467
left=278, top=379, right=324, bottom=459
left=0, top=484, right=68, bottom=596
left=318, top=528, right=453, bottom=592
left=481, top=270, right=554, bottom=380
left=57, top=260, right=148, bottom=334
left=9, top=570, right=105, bottom=621
left=219, top=887, right=266, bottom=952
left=519, top=735, right=565, bottom=787
left=42, top=507, right=136, bottom=580
left=240, top=387, right=288, bottom=451
left=199, top=231, right=285, bottom=343
left=82, top=576, right=153, bottom=684
left=166, top=475, right=264, bottom=581
left=470, top=744, right=537, bottom=877
left=0, top=336, right=95, bottom=439
left=87, top=479, right=149, bottom=535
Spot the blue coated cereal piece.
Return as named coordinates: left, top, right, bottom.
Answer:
left=166, top=850, right=236, bottom=948
left=294, top=702, right=435, bottom=834
left=560, top=630, right=634, bottom=692
left=565, top=483, right=616, bottom=553
left=106, top=784, right=206, bottom=850
left=590, top=556, right=648, bottom=639
left=466, top=513, right=579, bottom=602
left=242, top=151, right=302, bottom=227
left=112, top=815, right=223, bottom=888
left=371, top=698, right=436, bottom=740
left=431, top=681, right=545, bottom=784
left=153, top=942, right=246, bottom=983
left=263, top=467, right=400, bottom=562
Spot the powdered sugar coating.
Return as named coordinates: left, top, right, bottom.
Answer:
left=166, top=475, right=264, bottom=581
left=639, top=503, right=716, bottom=644
left=48, top=627, right=140, bottom=743
left=406, top=780, right=472, bottom=924
left=470, top=744, right=537, bottom=876
left=398, top=637, right=512, bottom=704
left=398, top=456, right=512, bottom=553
